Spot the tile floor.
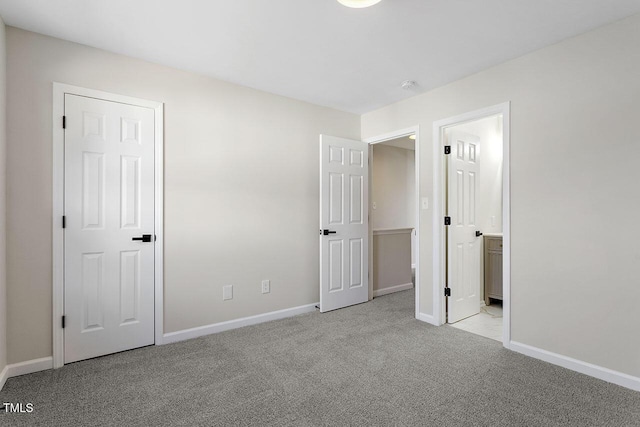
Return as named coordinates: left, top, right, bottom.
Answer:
left=449, top=302, right=503, bottom=342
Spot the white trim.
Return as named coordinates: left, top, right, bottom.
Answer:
left=153, top=96, right=165, bottom=346
left=0, top=357, right=54, bottom=390
left=510, top=341, right=640, bottom=392
left=52, top=84, right=64, bottom=369
left=502, top=105, right=511, bottom=349
left=365, top=126, right=420, bottom=321
left=372, top=228, right=413, bottom=236
left=373, top=282, right=414, bottom=297
left=432, top=102, right=511, bottom=348
left=52, top=83, right=165, bottom=367
left=417, top=312, right=438, bottom=326
left=5, top=357, right=53, bottom=382
left=162, top=303, right=318, bottom=345
left=0, top=365, right=8, bottom=390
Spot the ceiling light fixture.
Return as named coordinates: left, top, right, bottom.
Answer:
left=409, top=135, right=416, bottom=140
left=337, top=0, right=382, bottom=8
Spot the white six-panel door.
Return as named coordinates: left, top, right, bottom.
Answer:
left=320, top=135, right=369, bottom=312
left=447, top=131, right=482, bottom=323
left=64, top=94, right=155, bottom=363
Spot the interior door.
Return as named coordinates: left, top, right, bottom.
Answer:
left=319, top=135, right=369, bottom=312
left=447, top=131, right=482, bottom=323
left=64, top=94, right=155, bottom=363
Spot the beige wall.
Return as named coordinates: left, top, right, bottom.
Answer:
left=373, top=231, right=412, bottom=293
left=6, top=28, right=360, bottom=364
left=0, top=16, right=6, bottom=375
left=362, top=14, right=640, bottom=377
left=371, top=144, right=415, bottom=230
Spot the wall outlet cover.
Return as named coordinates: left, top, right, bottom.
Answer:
left=223, top=285, right=233, bottom=300
left=261, top=280, right=270, bottom=294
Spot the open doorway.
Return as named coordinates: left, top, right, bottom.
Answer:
left=433, top=103, right=510, bottom=346
left=445, top=115, right=503, bottom=341
left=318, top=129, right=420, bottom=317
left=366, top=128, right=420, bottom=319
left=371, top=135, right=416, bottom=297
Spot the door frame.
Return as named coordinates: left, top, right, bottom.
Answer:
left=432, top=102, right=511, bottom=348
left=52, top=83, right=165, bottom=368
left=364, top=126, right=420, bottom=319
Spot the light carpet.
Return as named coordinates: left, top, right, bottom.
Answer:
left=1, top=290, right=639, bottom=426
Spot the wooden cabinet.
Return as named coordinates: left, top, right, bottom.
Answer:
left=484, top=235, right=503, bottom=305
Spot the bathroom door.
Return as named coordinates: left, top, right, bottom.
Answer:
left=447, top=131, right=482, bottom=323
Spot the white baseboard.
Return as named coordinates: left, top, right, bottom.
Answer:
left=417, top=312, right=440, bottom=326
left=0, top=357, right=54, bottom=391
left=373, top=282, right=414, bottom=298
left=7, top=357, right=53, bottom=378
left=0, top=365, right=8, bottom=391
left=510, top=341, right=640, bottom=392
left=162, top=303, right=319, bottom=345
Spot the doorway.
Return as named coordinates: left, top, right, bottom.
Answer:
left=366, top=127, right=420, bottom=319
left=52, top=84, right=164, bottom=367
left=433, top=103, right=511, bottom=347
left=318, top=128, right=420, bottom=318
left=370, top=135, right=416, bottom=301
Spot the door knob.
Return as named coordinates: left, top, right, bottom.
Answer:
left=322, top=230, right=337, bottom=236
left=132, top=234, right=153, bottom=242
left=475, top=231, right=483, bottom=237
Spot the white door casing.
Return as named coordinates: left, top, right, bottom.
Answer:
left=364, top=126, right=420, bottom=319
left=64, top=94, right=156, bottom=363
left=447, top=131, right=482, bottom=323
left=432, top=103, right=510, bottom=343
left=319, top=135, right=369, bottom=312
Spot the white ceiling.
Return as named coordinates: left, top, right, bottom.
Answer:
left=1, top=0, right=639, bottom=113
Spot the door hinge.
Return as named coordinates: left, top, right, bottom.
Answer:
left=61, top=315, right=66, bottom=328
left=62, top=116, right=66, bottom=129
left=444, top=288, right=451, bottom=297
left=444, top=216, right=451, bottom=226
left=62, top=216, right=66, bottom=228
left=444, top=145, right=451, bottom=155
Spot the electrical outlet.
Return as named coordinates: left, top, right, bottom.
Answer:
left=421, top=197, right=429, bottom=210
left=372, top=201, right=377, bottom=210
left=223, top=285, right=233, bottom=301
left=261, top=280, right=270, bottom=294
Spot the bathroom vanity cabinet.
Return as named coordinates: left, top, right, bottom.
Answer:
left=484, top=235, right=503, bottom=305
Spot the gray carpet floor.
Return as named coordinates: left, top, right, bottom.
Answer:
left=1, top=289, right=639, bottom=426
